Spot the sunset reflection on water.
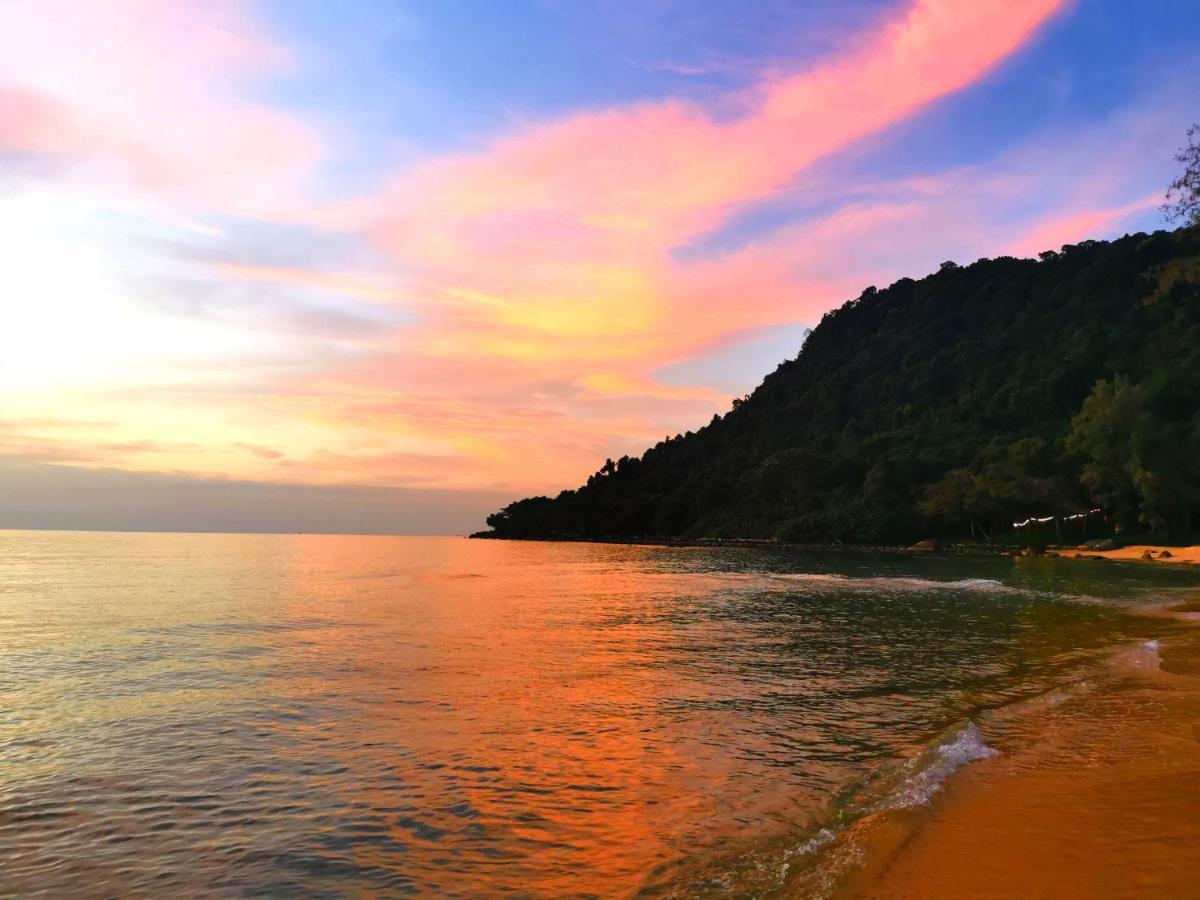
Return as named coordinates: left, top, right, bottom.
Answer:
left=0, top=532, right=1192, bottom=896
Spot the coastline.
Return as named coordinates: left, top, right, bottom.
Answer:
left=467, top=532, right=996, bottom=555
left=468, top=532, right=1200, bottom=894
left=472, top=531, right=1200, bottom=567
left=837, top=599, right=1200, bottom=898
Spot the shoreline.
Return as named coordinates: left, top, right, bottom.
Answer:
left=1067, top=543, right=1200, bottom=565
left=835, top=598, right=1200, bottom=898
left=468, top=532, right=1007, bottom=555
left=472, top=532, right=1200, bottom=566
left=471, top=530, right=1200, bottom=894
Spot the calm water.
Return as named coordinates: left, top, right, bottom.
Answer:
left=1, top=531, right=1196, bottom=896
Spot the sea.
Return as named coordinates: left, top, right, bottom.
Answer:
left=2, top=531, right=1197, bottom=896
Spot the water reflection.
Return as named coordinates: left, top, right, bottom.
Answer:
left=0, top=533, right=1194, bottom=896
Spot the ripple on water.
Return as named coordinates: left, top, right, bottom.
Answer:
left=1, top=532, right=1194, bottom=896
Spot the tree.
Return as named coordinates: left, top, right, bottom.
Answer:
left=477, top=231, right=1200, bottom=545
left=1066, top=376, right=1199, bottom=538
left=1163, top=124, right=1200, bottom=226
left=1066, top=377, right=1145, bottom=531
left=920, top=440, right=1076, bottom=542
left=919, top=468, right=989, bottom=541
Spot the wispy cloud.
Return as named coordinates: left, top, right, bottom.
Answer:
left=6, top=0, right=1191, bottom=523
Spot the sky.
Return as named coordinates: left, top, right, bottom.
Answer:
left=1, top=0, right=1198, bottom=534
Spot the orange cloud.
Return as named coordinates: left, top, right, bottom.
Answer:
left=279, top=0, right=1070, bottom=494
left=6, top=0, right=1104, bottom=504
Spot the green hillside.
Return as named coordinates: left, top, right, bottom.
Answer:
left=479, top=228, right=1200, bottom=544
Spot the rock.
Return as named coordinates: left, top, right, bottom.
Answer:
left=1160, top=549, right=1174, bottom=559
left=910, top=538, right=940, bottom=551
left=1142, top=549, right=1156, bottom=560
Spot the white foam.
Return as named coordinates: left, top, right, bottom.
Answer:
left=943, top=578, right=1009, bottom=591
left=788, top=827, right=836, bottom=858
left=772, top=573, right=850, bottom=583
left=732, top=725, right=998, bottom=899
left=770, top=574, right=1011, bottom=593
left=1111, top=638, right=1164, bottom=673
left=881, top=577, right=1011, bottom=593
left=882, top=721, right=998, bottom=810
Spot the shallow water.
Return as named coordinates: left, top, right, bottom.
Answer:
left=848, top=626, right=1200, bottom=898
left=0, top=532, right=1196, bottom=896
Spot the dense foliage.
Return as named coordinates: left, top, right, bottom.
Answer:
left=481, top=228, right=1200, bottom=544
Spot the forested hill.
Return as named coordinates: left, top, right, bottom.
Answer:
left=479, top=227, right=1200, bottom=544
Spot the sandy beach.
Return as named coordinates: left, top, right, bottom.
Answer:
left=843, top=603, right=1200, bottom=898
left=1070, top=544, right=1200, bottom=565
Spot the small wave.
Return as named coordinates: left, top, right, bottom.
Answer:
left=1110, top=638, right=1164, bottom=673
left=821, top=720, right=999, bottom=822
left=984, top=682, right=1092, bottom=724
left=790, top=827, right=836, bottom=857
left=773, top=829, right=837, bottom=894
left=880, top=721, right=998, bottom=810
left=787, top=723, right=997, bottom=894
left=660, top=722, right=999, bottom=898
left=888, top=577, right=1010, bottom=593
left=769, top=573, right=849, bottom=583
left=770, top=573, right=1012, bottom=593
left=943, top=577, right=1008, bottom=591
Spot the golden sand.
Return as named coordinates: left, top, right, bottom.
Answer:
left=843, top=616, right=1200, bottom=899
left=1071, top=544, right=1200, bottom=564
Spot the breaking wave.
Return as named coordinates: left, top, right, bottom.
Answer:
left=873, top=721, right=998, bottom=810
left=665, top=721, right=1000, bottom=898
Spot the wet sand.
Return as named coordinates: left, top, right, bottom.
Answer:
left=845, top=612, right=1200, bottom=898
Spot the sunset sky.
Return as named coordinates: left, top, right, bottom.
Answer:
left=2, top=0, right=1198, bottom=533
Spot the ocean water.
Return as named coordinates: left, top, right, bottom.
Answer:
left=1, top=531, right=1196, bottom=897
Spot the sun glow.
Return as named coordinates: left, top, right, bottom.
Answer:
left=0, top=0, right=1180, bottom=521
left=1, top=202, right=139, bottom=391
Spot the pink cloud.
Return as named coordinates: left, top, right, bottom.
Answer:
left=24, top=0, right=1175, bottom=504
left=1004, top=194, right=1161, bottom=258
left=260, top=0, right=1071, bottom=493
left=0, top=0, right=322, bottom=215
left=363, top=0, right=1065, bottom=377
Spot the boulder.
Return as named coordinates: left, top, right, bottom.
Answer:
left=1160, top=549, right=1174, bottom=559
left=1142, top=549, right=1156, bottom=560
left=910, top=538, right=940, bottom=551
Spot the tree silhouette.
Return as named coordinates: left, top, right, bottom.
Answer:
left=478, top=229, right=1200, bottom=544
left=1163, top=124, right=1200, bottom=226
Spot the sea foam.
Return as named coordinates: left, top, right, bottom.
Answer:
left=770, top=573, right=1012, bottom=593
left=884, top=721, right=998, bottom=810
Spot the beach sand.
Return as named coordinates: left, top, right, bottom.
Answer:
left=841, top=613, right=1200, bottom=899
left=1071, top=544, right=1200, bottom=564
